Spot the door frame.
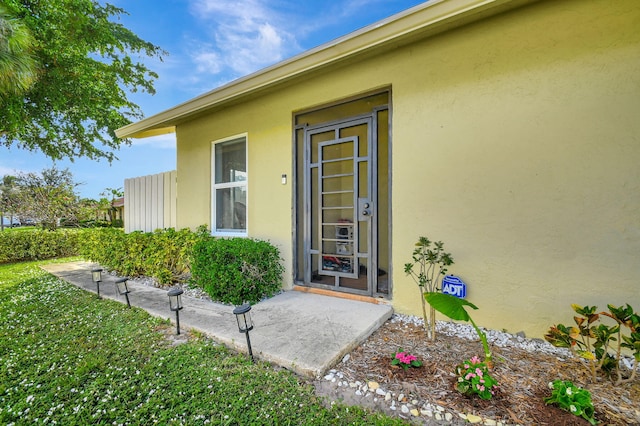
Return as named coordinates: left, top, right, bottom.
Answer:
left=294, top=107, right=389, bottom=297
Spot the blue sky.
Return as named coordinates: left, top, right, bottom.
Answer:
left=0, top=0, right=424, bottom=199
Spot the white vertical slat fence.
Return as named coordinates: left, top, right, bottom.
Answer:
left=124, top=171, right=177, bottom=233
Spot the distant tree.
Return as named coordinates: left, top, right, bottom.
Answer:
left=76, top=197, right=101, bottom=224
left=0, top=0, right=165, bottom=161
left=0, top=4, right=37, bottom=98
left=15, top=167, right=81, bottom=230
left=99, top=186, right=123, bottom=224
left=0, top=174, right=19, bottom=231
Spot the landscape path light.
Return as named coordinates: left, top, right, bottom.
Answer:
left=91, top=268, right=103, bottom=298
left=167, top=288, right=184, bottom=335
left=233, top=303, right=254, bottom=363
left=115, top=278, right=131, bottom=307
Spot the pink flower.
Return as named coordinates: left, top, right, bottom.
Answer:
left=470, top=356, right=481, bottom=364
left=476, top=368, right=483, bottom=377
left=395, top=352, right=418, bottom=365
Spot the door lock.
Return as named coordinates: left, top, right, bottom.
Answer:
left=358, top=198, right=373, bottom=221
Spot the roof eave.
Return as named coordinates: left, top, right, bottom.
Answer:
left=116, top=0, right=535, bottom=139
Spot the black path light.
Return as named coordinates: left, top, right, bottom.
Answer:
left=115, top=278, right=131, bottom=307
left=233, top=304, right=255, bottom=363
left=167, top=288, right=184, bottom=335
left=91, top=268, right=103, bottom=298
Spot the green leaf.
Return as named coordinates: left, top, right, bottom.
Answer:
left=576, top=350, right=596, bottom=360
left=425, top=292, right=478, bottom=321
left=0, top=0, right=166, bottom=162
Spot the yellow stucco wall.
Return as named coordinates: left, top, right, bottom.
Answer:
left=176, top=0, right=639, bottom=338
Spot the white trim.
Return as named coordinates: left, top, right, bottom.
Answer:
left=211, top=133, right=248, bottom=237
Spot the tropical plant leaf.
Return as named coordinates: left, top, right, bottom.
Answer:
left=425, top=292, right=477, bottom=321
left=576, top=350, right=596, bottom=360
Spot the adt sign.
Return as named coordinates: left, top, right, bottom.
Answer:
left=442, top=275, right=467, bottom=299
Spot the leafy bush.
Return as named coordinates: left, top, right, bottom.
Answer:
left=0, top=228, right=82, bottom=263
left=191, top=237, right=284, bottom=305
left=545, top=380, right=597, bottom=425
left=455, top=355, right=498, bottom=400
left=545, top=304, right=639, bottom=384
left=79, top=227, right=207, bottom=285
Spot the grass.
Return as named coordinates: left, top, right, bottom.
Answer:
left=0, top=226, right=36, bottom=232
left=0, top=259, right=405, bottom=425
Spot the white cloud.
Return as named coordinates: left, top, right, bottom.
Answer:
left=182, top=0, right=419, bottom=91
left=0, top=154, right=43, bottom=177
left=188, top=0, right=298, bottom=79
left=194, top=50, right=223, bottom=74
left=221, top=22, right=285, bottom=75
left=0, top=165, right=23, bottom=177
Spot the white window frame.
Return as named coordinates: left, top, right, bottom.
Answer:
left=211, top=134, right=248, bottom=237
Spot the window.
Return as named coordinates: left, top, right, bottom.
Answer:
left=212, top=136, right=247, bottom=235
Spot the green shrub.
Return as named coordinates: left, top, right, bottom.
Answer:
left=545, top=303, right=640, bottom=385
left=78, top=227, right=127, bottom=270
left=191, top=237, right=284, bottom=305
left=0, top=229, right=82, bottom=263
left=545, top=380, right=597, bottom=425
left=78, top=227, right=207, bottom=285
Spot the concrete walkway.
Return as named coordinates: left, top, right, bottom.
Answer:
left=40, top=261, right=393, bottom=378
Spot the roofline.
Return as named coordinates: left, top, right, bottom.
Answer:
left=116, top=0, right=535, bottom=139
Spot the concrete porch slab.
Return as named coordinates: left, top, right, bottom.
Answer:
left=40, top=261, right=393, bottom=378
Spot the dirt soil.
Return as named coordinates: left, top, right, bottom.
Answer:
left=313, top=319, right=640, bottom=425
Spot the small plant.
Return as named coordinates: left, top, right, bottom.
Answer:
left=545, top=303, right=639, bottom=384
left=545, top=380, right=597, bottom=425
left=425, top=292, right=492, bottom=366
left=455, top=356, right=498, bottom=400
left=404, top=236, right=453, bottom=341
left=391, top=349, right=422, bottom=370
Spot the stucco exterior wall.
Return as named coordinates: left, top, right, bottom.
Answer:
left=391, top=0, right=640, bottom=336
left=175, top=0, right=639, bottom=338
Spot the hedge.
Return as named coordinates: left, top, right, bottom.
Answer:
left=3, top=226, right=286, bottom=305
left=78, top=227, right=208, bottom=285
left=0, top=229, right=82, bottom=263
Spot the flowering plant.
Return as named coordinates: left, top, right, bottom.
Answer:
left=545, top=380, right=597, bottom=425
left=391, top=348, right=422, bottom=370
left=455, top=356, right=498, bottom=400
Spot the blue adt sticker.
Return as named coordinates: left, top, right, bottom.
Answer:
left=442, top=275, right=467, bottom=299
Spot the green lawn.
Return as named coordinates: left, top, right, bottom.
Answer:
left=0, top=260, right=404, bottom=425
left=0, top=225, right=36, bottom=232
